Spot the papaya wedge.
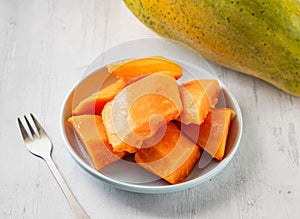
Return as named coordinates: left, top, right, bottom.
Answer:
left=102, top=73, right=182, bottom=153
left=135, top=122, right=201, bottom=184
left=107, top=56, right=182, bottom=81
left=72, top=79, right=126, bottom=115
left=68, top=115, right=128, bottom=170
left=181, top=108, right=235, bottom=161
left=178, top=79, right=220, bottom=125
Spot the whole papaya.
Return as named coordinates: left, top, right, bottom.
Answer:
left=124, top=0, right=300, bottom=96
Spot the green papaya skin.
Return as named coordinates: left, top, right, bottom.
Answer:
left=124, top=0, right=300, bottom=96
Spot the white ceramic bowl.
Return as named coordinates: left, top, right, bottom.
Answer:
left=60, top=38, right=243, bottom=193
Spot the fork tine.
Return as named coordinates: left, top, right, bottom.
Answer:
left=17, top=117, right=31, bottom=142
left=30, top=113, right=47, bottom=136
left=24, top=115, right=38, bottom=139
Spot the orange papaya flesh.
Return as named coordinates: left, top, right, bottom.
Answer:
left=101, top=101, right=139, bottom=153
left=134, top=122, right=201, bottom=184
left=68, top=115, right=128, bottom=170
left=107, top=56, right=182, bottom=81
left=181, top=108, right=235, bottom=161
left=178, top=79, right=220, bottom=125
left=72, top=79, right=126, bottom=116
left=102, top=73, right=182, bottom=153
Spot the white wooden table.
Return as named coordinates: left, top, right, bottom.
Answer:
left=1, top=1, right=300, bottom=218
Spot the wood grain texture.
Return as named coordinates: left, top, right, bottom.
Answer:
left=0, top=0, right=299, bottom=218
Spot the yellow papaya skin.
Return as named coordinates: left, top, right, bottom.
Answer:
left=124, top=0, right=300, bottom=96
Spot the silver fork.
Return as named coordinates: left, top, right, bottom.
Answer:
left=17, top=113, right=90, bottom=219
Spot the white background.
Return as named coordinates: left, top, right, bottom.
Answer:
left=1, top=0, right=300, bottom=218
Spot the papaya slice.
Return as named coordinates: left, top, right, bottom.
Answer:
left=181, top=108, right=235, bottom=161
left=179, top=79, right=220, bottom=125
left=134, top=122, right=201, bottom=184
left=68, top=115, right=128, bottom=170
left=72, top=56, right=182, bottom=116
left=100, top=101, right=139, bottom=153
left=102, top=73, right=182, bottom=153
left=107, top=56, right=182, bottom=81
left=72, top=79, right=126, bottom=115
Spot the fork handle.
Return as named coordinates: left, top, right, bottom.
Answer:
left=44, top=155, right=90, bottom=219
